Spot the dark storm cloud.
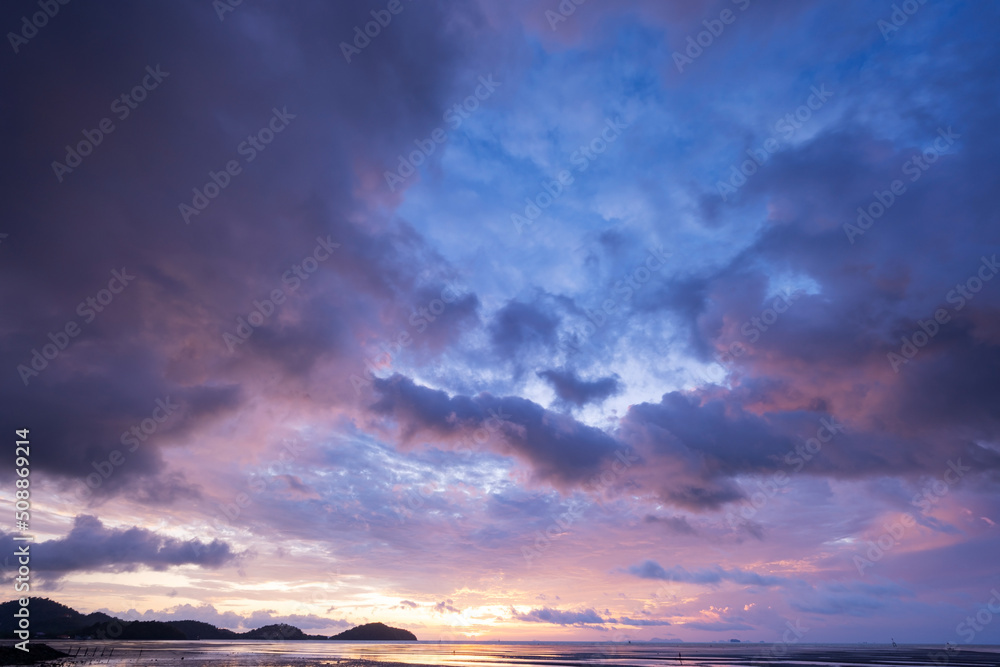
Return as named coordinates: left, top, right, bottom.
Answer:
left=511, top=606, right=670, bottom=627
left=0, top=345, right=240, bottom=495
left=625, top=392, right=798, bottom=473
left=617, top=392, right=787, bottom=510
left=643, top=514, right=697, bottom=535
left=0, top=515, right=239, bottom=578
left=627, top=560, right=794, bottom=588
left=537, top=368, right=622, bottom=407
left=371, top=373, right=622, bottom=486
left=511, top=606, right=606, bottom=625
left=619, top=386, right=1000, bottom=510
left=489, top=300, right=560, bottom=357
left=624, top=30, right=1000, bottom=491
left=637, top=275, right=712, bottom=355
left=1, top=0, right=498, bottom=499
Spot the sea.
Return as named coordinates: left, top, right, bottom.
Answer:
left=34, top=641, right=1000, bottom=667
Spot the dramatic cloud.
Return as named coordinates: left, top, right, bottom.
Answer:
left=433, top=599, right=462, bottom=614
left=643, top=514, right=697, bottom=535
left=1, top=515, right=239, bottom=578
left=512, top=607, right=607, bottom=625
left=2, top=0, right=999, bottom=644
left=490, top=301, right=560, bottom=358
left=512, top=607, right=670, bottom=628
left=537, top=368, right=623, bottom=407
left=627, top=561, right=794, bottom=588
left=370, top=374, right=624, bottom=486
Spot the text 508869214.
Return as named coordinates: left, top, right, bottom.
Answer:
left=12, top=428, right=32, bottom=652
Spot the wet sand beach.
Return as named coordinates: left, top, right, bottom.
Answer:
left=16, top=641, right=1000, bottom=667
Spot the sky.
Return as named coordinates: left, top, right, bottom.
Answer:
left=1, top=0, right=1000, bottom=645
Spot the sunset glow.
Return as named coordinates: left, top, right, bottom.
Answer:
left=2, top=0, right=1000, bottom=648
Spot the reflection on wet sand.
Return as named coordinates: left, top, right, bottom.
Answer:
left=35, top=641, right=1000, bottom=667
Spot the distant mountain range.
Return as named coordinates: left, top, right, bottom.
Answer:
left=0, top=598, right=416, bottom=641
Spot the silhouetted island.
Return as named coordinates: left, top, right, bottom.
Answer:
left=329, top=622, right=417, bottom=641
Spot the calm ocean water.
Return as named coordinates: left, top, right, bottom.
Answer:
left=39, top=640, right=1000, bottom=667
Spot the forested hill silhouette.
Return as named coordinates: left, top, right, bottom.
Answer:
left=330, top=622, right=417, bottom=641
left=0, top=598, right=416, bottom=641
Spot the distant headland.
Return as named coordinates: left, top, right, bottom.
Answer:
left=0, top=598, right=416, bottom=642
